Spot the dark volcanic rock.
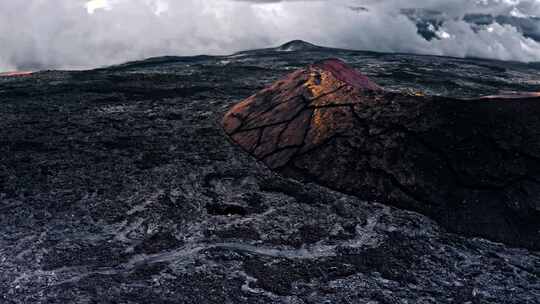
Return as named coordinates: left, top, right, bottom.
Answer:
left=2, top=46, right=540, bottom=303
left=223, top=58, right=540, bottom=250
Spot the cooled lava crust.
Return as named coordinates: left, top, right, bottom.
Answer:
left=223, top=58, right=540, bottom=250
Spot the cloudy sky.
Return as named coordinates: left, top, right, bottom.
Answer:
left=1, top=0, right=540, bottom=72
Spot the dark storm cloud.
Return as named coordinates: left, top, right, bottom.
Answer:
left=1, top=0, right=540, bottom=72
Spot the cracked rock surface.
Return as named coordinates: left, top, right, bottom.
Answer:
left=1, top=42, right=540, bottom=303
left=224, top=59, right=540, bottom=251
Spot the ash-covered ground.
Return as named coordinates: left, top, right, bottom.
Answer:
left=1, top=41, right=539, bottom=303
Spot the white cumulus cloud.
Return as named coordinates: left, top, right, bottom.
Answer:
left=1, top=0, right=540, bottom=72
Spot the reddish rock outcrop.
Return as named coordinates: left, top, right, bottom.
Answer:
left=0, top=71, right=33, bottom=77
left=223, top=59, right=540, bottom=250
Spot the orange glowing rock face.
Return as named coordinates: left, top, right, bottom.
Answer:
left=315, top=59, right=381, bottom=92
left=0, top=71, right=33, bottom=77
left=223, top=58, right=540, bottom=170
left=223, top=58, right=540, bottom=250
left=222, top=59, right=383, bottom=169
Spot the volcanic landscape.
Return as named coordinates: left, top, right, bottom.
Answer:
left=1, top=41, right=539, bottom=303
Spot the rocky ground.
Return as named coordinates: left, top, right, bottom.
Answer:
left=0, top=42, right=539, bottom=303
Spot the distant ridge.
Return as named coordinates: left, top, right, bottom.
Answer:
left=275, top=40, right=323, bottom=52
left=95, top=39, right=533, bottom=74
